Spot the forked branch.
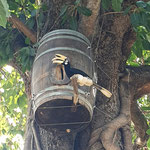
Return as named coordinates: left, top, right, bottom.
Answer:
left=89, top=81, right=131, bottom=150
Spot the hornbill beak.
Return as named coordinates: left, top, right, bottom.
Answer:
left=52, top=54, right=67, bottom=64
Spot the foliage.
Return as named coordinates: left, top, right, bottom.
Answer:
left=137, top=96, right=150, bottom=149
left=0, top=0, right=38, bottom=71
left=60, top=0, right=92, bottom=30
left=128, top=1, right=150, bottom=66
left=102, top=0, right=123, bottom=12
left=0, top=28, right=36, bottom=72
left=100, top=0, right=150, bottom=66
left=16, top=46, right=36, bottom=72
left=0, top=27, right=16, bottom=66
left=0, top=0, right=10, bottom=28
left=0, top=66, right=27, bottom=150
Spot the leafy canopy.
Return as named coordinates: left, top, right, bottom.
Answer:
left=0, top=66, right=27, bottom=150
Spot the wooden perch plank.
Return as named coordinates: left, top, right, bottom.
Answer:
left=71, top=76, right=79, bottom=106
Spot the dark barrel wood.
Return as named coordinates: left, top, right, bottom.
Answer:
left=31, top=29, right=97, bottom=132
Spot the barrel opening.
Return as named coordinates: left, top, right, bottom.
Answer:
left=55, top=65, right=65, bottom=81
left=35, top=99, right=91, bottom=131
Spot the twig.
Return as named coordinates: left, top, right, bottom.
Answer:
left=31, top=120, right=42, bottom=150
left=100, top=12, right=123, bottom=18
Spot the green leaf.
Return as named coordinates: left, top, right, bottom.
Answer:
left=77, top=6, right=92, bottom=16
left=147, top=138, right=150, bottom=148
left=38, top=12, right=45, bottom=28
left=0, top=1, right=7, bottom=28
left=132, top=40, right=143, bottom=58
left=29, top=0, right=35, bottom=3
left=6, top=44, right=10, bottom=55
left=59, top=5, right=68, bottom=17
left=136, top=1, right=147, bottom=8
left=25, top=38, right=30, bottom=45
left=123, top=6, right=132, bottom=15
left=146, top=33, right=150, bottom=43
left=112, top=0, right=122, bottom=12
left=127, top=62, right=140, bottom=66
left=69, top=16, right=77, bottom=30
left=2, top=129, right=6, bottom=134
left=1, top=0, right=10, bottom=17
left=141, top=107, right=150, bottom=111
left=130, top=13, right=140, bottom=27
left=17, top=94, right=27, bottom=108
left=102, top=0, right=111, bottom=10
left=74, top=0, right=81, bottom=5
left=29, top=48, right=35, bottom=56
left=26, top=17, right=35, bottom=29
left=142, top=40, right=150, bottom=50
left=61, top=11, right=69, bottom=25
left=31, top=9, right=36, bottom=17
left=140, top=12, right=148, bottom=28
left=7, top=1, right=18, bottom=10
left=127, top=52, right=137, bottom=62
left=145, top=57, right=150, bottom=64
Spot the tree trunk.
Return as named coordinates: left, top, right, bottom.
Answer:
left=23, top=0, right=150, bottom=150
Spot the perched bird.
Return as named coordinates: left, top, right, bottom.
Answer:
left=52, top=54, right=112, bottom=98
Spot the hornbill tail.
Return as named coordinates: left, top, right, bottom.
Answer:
left=93, top=83, right=112, bottom=98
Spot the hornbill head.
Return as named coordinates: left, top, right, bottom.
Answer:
left=52, top=54, right=69, bottom=65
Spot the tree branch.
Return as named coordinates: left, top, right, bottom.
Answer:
left=88, top=81, right=132, bottom=150
left=79, top=0, right=101, bottom=37
left=131, top=100, right=149, bottom=148
left=8, top=15, right=37, bottom=44
left=122, top=66, right=150, bottom=99
left=100, top=82, right=131, bottom=150
left=120, top=66, right=150, bottom=149
left=122, top=125, right=133, bottom=150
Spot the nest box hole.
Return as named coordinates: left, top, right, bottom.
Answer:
left=55, top=65, right=65, bottom=80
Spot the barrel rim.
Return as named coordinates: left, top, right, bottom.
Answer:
left=39, top=35, right=90, bottom=49
left=33, top=93, right=93, bottom=124
left=40, top=29, right=91, bottom=45
left=33, top=91, right=93, bottom=111
left=33, top=85, right=86, bottom=100
left=32, top=86, right=93, bottom=115
left=34, top=47, right=94, bottom=63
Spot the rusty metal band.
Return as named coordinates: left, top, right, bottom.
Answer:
left=34, top=85, right=85, bottom=100
left=37, top=120, right=91, bottom=126
left=40, top=29, right=90, bottom=45
left=34, top=47, right=94, bottom=63
left=32, top=87, right=93, bottom=113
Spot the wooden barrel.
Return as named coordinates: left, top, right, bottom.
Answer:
left=31, top=29, right=97, bottom=132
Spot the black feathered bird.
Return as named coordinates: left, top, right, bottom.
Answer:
left=52, top=54, right=112, bottom=98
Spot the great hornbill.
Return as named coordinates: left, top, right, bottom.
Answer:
left=52, top=54, right=112, bottom=100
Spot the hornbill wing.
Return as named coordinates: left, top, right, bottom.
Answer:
left=69, top=68, right=89, bottom=78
